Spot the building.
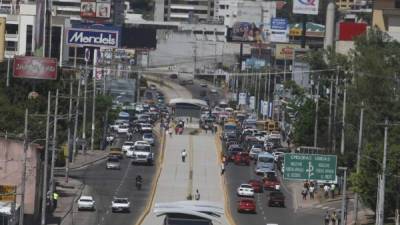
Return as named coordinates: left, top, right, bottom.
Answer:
left=0, top=138, right=43, bottom=225
left=336, top=0, right=373, bottom=10
left=373, top=0, right=400, bottom=41
left=161, top=0, right=215, bottom=23
left=215, top=0, right=275, bottom=27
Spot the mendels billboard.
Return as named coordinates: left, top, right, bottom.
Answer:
left=66, top=28, right=120, bottom=48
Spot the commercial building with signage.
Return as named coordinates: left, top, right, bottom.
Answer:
left=0, top=138, right=43, bottom=225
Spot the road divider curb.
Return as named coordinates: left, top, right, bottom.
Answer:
left=214, top=128, right=237, bottom=225
left=134, top=125, right=167, bottom=225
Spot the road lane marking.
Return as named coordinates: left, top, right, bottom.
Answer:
left=134, top=125, right=166, bottom=225
left=187, top=135, right=194, bottom=199
left=214, top=129, right=237, bottom=225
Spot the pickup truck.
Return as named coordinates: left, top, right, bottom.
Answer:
left=130, top=143, right=154, bottom=165
left=111, top=198, right=130, bottom=212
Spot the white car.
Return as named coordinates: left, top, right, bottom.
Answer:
left=237, top=184, right=254, bottom=197
left=272, top=151, right=285, bottom=162
left=78, top=196, right=95, bottom=211
left=111, top=198, right=130, bottom=212
left=122, top=141, right=135, bottom=153
left=249, top=146, right=263, bottom=159
left=142, top=133, right=155, bottom=146
left=134, top=140, right=150, bottom=146
left=117, top=125, right=129, bottom=134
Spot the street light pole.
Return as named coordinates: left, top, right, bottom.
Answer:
left=66, top=81, right=73, bottom=183
left=340, top=79, right=347, bottom=155
left=72, top=77, right=82, bottom=161
left=19, top=109, right=28, bottom=225
left=377, top=119, right=389, bottom=225
left=91, top=72, right=96, bottom=151
left=339, top=166, right=348, bottom=225
left=354, top=102, right=364, bottom=224
left=49, top=89, right=59, bottom=199
left=82, top=69, right=88, bottom=154
left=40, top=91, right=51, bottom=225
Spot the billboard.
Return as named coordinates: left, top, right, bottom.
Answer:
left=292, top=48, right=310, bottom=89
left=230, top=22, right=269, bottom=43
left=293, top=0, right=319, bottom=15
left=275, top=44, right=301, bottom=60
left=339, top=22, right=367, bottom=41
left=66, top=28, right=120, bottom=48
left=81, top=1, right=96, bottom=17
left=121, top=27, right=157, bottom=49
left=245, top=57, right=266, bottom=69
left=13, top=56, right=57, bottom=80
left=96, top=3, right=111, bottom=18
left=270, top=18, right=289, bottom=43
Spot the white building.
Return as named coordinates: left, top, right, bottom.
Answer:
left=215, top=0, right=276, bottom=27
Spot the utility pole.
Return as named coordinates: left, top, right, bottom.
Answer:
left=340, top=79, right=347, bottom=155
left=19, top=109, right=28, bottom=225
left=49, top=89, right=59, bottom=198
left=193, top=44, right=198, bottom=76
left=66, top=81, right=73, bottom=183
left=136, top=71, right=141, bottom=103
left=328, top=76, right=334, bottom=151
left=40, top=91, right=51, bottom=225
left=377, top=119, right=389, bottom=225
left=332, top=71, right=339, bottom=152
left=6, top=58, right=10, bottom=87
left=267, top=70, right=271, bottom=118
left=72, top=77, right=81, bottom=161
left=82, top=71, right=88, bottom=154
left=91, top=71, right=96, bottom=151
left=354, top=102, right=364, bottom=224
left=313, top=76, right=320, bottom=147
left=339, top=167, right=348, bottom=225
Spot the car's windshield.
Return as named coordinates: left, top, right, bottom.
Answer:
left=108, top=158, right=119, bottom=162
left=114, top=199, right=128, bottom=203
left=80, top=199, right=93, bottom=202
left=258, top=157, right=274, bottom=163
left=135, top=146, right=150, bottom=152
left=143, top=133, right=153, bottom=138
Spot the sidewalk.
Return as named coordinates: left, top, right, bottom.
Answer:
left=49, top=150, right=108, bottom=225
left=141, top=132, right=231, bottom=225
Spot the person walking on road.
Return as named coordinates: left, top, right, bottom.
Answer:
left=52, top=192, right=59, bottom=209
left=194, top=189, right=200, bottom=200
left=324, top=211, right=330, bottom=225
left=324, top=184, right=330, bottom=198
left=309, top=185, right=315, bottom=199
left=181, top=149, right=187, bottom=162
left=301, top=187, right=307, bottom=200
left=331, top=183, right=336, bottom=198
left=220, top=162, right=225, bottom=175
left=331, top=211, right=338, bottom=225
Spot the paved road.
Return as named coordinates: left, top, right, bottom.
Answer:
left=69, top=131, right=160, bottom=225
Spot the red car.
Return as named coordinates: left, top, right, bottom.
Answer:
left=248, top=179, right=263, bottom=193
left=234, top=152, right=250, bottom=166
left=263, top=176, right=280, bottom=190
left=237, top=199, right=256, bottom=213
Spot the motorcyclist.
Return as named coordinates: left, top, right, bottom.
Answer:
left=136, top=175, right=143, bottom=190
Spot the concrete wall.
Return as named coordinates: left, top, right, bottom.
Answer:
left=0, top=138, right=42, bottom=223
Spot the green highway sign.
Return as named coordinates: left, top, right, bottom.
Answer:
left=283, top=153, right=337, bottom=181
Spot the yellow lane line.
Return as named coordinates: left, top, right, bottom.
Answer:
left=214, top=128, right=238, bottom=225
left=134, top=126, right=166, bottom=225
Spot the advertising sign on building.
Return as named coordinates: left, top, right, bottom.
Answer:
left=66, top=28, right=120, bottom=48
left=293, top=0, right=319, bottom=15
left=13, top=56, right=57, bottom=80
left=270, top=18, right=289, bottom=43
left=230, top=22, right=269, bottom=43
left=339, top=22, right=367, bottom=41
left=96, top=3, right=111, bottom=18
left=0, top=185, right=16, bottom=201
left=239, top=93, right=247, bottom=105
left=292, top=48, right=310, bottom=89
left=262, top=101, right=269, bottom=116
left=275, top=44, right=301, bottom=60
left=81, top=1, right=96, bottom=18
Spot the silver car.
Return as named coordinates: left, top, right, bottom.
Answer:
left=106, top=157, right=121, bottom=170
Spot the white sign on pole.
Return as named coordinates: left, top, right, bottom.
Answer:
left=239, top=92, right=247, bottom=105
left=249, top=96, right=255, bottom=110
left=293, top=0, right=319, bottom=15
left=232, top=92, right=237, bottom=101
left=262, top=101, right=269, bottom=116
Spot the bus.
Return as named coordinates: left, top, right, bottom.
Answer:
left=256, top=119, right=279, bottom=132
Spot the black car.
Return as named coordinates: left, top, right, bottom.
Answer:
left=268, top=191, right=285, bottom=207
left=170, top=74, right=178, bottom=79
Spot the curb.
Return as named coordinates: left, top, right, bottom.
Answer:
left=134, top=126, right=167, bottom=225
left=58, top=181, right=85, bottom=225
left=214, top=128, right=237, bottom=225
left=55, top=154, right=108, bottom=172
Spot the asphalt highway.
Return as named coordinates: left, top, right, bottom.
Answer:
left=183, top=78, right=329, bottom=225
left=70, top=132, right=160, bottom=225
